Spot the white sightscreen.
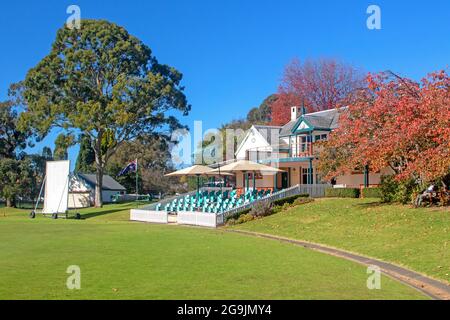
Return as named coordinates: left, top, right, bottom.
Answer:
left=43, top=161, right=70, bottom=214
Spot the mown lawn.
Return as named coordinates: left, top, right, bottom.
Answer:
left=231, top=198, right=450, bottom=283
left=0, top=202, right=427, bottom=300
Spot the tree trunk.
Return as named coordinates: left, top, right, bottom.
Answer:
left=92, top=130, right=105, bottom=208
left=95, top=166, right=103, bottom=208
left=6, top=197, right=15, bottom=208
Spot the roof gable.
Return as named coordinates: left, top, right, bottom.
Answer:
left=235, top=126, right=273, bottom=157
left=78, top=174, right=126, bottom=191
left=293, top=118, right=313, bottom=133
left=288, top=108, right=342, bottom=135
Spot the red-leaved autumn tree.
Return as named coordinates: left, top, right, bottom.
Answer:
left=271, top=58, right=365, bottom=125
left=318, top=70, right=450, bottom=184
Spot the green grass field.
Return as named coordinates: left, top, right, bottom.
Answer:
left=0, top=202, right=427, bottom=300
left=231, top=198, right=450, bottom=283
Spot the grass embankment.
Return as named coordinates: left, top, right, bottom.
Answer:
left=231, top=198, right=450, bottom=283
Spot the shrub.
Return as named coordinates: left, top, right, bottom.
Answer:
left=271, top=197, right=315, bottom=214
left=250, top=201, right=273, bottom=218
left=225, top=208, right=251, bottom=222
left=396, top=179, right=421, bottom=204
left=273, top=194, right=307, bottom=207
left=226, top=193, right=312, bottom=223
left=272, top=205, right=282, bottom=214
left=237, top=213, right=254, bottom=224
left=281, top=202, right=291, bottom=211
left=380, top=176, right=421, bottom=204
left=361, top=187, right=382, bottom=198
left=325, top=188, right=360, bottom=198
left=380, top=176, right=398, bottom=203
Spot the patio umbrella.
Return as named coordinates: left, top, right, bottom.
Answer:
left=165, top=165, right=232, bottom=195
left=211, top=160, right=284, bottom=191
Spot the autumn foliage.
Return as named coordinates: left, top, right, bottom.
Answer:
left=319, top=70, right=450, bottom=184
left=271, top=58, right=365, bottom=125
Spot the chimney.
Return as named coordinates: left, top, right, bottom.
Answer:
left=291, top=106, right=300, bottom=121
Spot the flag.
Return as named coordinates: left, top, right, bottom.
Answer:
left=118, top=159, right=137, bottom=177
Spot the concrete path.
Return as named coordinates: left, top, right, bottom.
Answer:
left=229, top=229, right=450, bottom=300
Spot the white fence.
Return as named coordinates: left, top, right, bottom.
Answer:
left=297, top=184, right=331, bottom=198
left=130, top=209, right=221, bottom=227
left=130, top=184, right=330, bottom=227
left=130, top=209, right=168, bottom=224
left=178, top=211, right=219, bottom=228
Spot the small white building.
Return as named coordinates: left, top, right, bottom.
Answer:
left=68, top=173, right=126, bottom=208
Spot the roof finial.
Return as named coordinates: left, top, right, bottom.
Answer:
left=301, top=98, right=307, bottom=115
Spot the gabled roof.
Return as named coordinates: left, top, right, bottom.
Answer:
left=303, top=108, right=341, bottom=130
left=235, top=125, right=282, bottom=157
left=280, top=108, right=344, bottom=136
left=78, top=174, right=126, bottom=191
left=279, top=120, right=297, bottom=136
left=253, top=125, right=282, bottom=145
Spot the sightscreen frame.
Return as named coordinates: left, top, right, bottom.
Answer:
left=43, top=160, right=70, bottom=214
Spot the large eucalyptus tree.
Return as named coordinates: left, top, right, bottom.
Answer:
left=20, top=20, right=190, bottom=207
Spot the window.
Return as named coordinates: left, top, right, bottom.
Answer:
left=314, top=134, right=328, bottom=142
left=300, top=136, right=312, bottom=152
left=302, top=168, right=313, bottom=184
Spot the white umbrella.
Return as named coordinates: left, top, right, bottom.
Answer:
left=211, top=160, right=284, bottom=191
left=165, top=165, right=232, bottom=194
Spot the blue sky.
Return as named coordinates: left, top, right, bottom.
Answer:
left=1, top=0, right=449, bottom=169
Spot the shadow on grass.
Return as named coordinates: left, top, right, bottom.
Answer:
left=67, top=201, right=153, bottom=220
left=69, top=203, right=136, bottom=220
left=73, top=208, right=129, bottom=220
left=354, top=200, right=389, bottom=209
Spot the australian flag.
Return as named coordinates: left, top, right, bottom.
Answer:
left=118, top=159, right=137, bottom=177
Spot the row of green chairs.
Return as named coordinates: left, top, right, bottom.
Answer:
left=155, top=189, right=273, bottom=214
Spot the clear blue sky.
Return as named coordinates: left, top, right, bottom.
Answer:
left=1, top=0, right=449, bottom=169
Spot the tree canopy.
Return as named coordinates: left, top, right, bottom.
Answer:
left=19, top=19, right=190, bottom=206
left=53, top=133, right=75, bottom=160
left=247, top=94, right=277, bottom=124
left=0, top=99, right=28, bottom=159
left=0, top=92, right=34, bottom=207
left=271, top=58, right=365, bottom=125
left=318, top=70, right=450, bottom=185
left=75, top=134, right=95, bottom=173
left=199, top=96, right=275, bottom=164
left=106, top=135, right=184, bottom=195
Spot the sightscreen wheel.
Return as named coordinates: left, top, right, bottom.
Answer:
left=29, top=211, right=36, bottom=219
left=52, top=213, right=58, bottom=219
left=75, top=213, right=81, bottom=220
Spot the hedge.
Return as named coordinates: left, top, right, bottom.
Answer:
left=225, top=208, right=251, bottom=222
left=325, top=188, right=360, bottom=198
left=361, top=187, right=382, bottom=198
left=272, top=193, right=309, bottom=206
left=225, top=193, right=310, bottom=222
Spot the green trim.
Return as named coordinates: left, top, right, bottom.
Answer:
left=291, top=116, right=314, bottom=133
left=288, top=135, right=292, bottom=157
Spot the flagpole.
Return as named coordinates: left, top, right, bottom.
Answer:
left=135, top=158, right=138, bottom=200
